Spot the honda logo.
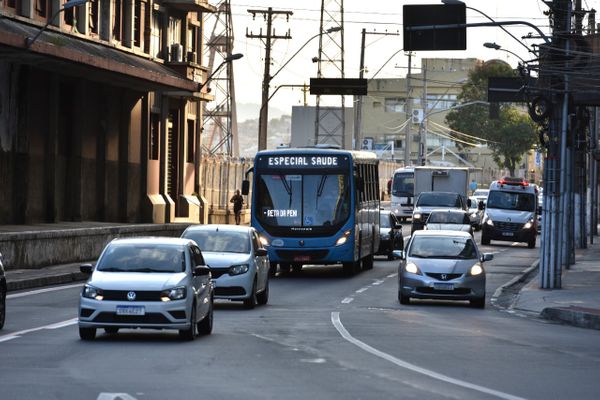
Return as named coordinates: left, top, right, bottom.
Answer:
left=441, top=274, right=447, bottom=280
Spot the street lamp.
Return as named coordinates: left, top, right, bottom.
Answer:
left=198, top=53, right=244, bottom=92
left=258, top=26, right=342, bottom=151
left=483, top=42, right=527, bottom=63
left=25, top=0, right=90, bottom=48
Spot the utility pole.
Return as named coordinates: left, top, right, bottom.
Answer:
left=404, top=52, right=413, bottom=166
left=247, top=8, right=293, bottom=151
left=418, top=59, right=427, bottom=166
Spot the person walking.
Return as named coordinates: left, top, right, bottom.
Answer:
left=230, top=189, right=244, bottom=225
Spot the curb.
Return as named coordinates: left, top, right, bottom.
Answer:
left=490, top=260, right=540, bottom=310
left=540, top=306, right=600, bottom=330
left=7, top=272, right=88, bottom=292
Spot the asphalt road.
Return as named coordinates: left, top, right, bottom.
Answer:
left=1, top=231, right=599, bottom=400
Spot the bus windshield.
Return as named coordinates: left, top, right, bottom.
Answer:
left=255, top=174, right=350, bottom=227
left=392, top=172, right=414, bottom=196
left=487, top=191, right=536, bottom=212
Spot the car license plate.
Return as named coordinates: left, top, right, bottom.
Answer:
left=116, top=306, right=145, bottom=316
left=294, top=255, right=310, bottom=262
left=502, top=232, right=514, bottom=237
left=433, top=283, right=454, bottom=291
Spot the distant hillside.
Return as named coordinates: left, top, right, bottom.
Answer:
left=237, top=115, right=291, bottom=157
left=236, top=103, right=286, bottom=123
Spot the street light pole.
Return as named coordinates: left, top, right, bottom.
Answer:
left=257, top=26, right=341, bottom=151
left=483, top=42, right=527, bottom=63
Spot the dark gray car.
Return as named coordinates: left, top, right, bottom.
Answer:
left=0, top=252, right=5, bottom=329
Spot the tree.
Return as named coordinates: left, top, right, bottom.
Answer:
left=445, top=61, right=538, bottom=176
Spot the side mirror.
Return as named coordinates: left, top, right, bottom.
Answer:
left=537, top=206, right=542, bottom=215
left=395, top=223, right=402, bottom=230
left=80, top=264, right=93, bottom=274
left=241, top=180, right=250, bottom=196
left=478, top=201, right=484, bottom=210
left=481, top=253, right=494, bottom=262
left=255, top=248, right=268, bottom=257
left=467, top=198, right=472, bottom=208
left=193, top=265, right=211, bottom=276
left=392, top=250, right=405, bottom=260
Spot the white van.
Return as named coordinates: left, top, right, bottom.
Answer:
left=481, top=177, right=539, bottom=248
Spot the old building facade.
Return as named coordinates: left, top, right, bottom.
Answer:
left=0, top=0, right=217, bottom=224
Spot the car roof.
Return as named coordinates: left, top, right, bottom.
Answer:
left=183, top=224, right=253, bottom=233
left=110, top=237, right=194, bottom=246
left=411, top=230, right=472, bottom=238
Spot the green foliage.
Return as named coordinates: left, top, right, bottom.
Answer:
left=445, top=61, right=538, bottom=175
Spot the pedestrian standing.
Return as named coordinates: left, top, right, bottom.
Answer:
left=230, top=189, right=244, bottom=225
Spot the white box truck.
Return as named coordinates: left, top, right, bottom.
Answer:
left=411, top=167, right=471, bottom=233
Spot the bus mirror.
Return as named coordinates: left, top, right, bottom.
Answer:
left=242, top=180, right=250, bottom=195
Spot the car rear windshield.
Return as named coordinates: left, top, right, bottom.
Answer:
left=183, top=230, right=250, bottom=254
left=417, top=193, right=461, bottom=208
left=97, top=244, right=186, bottom=273
left=427, top=212, right=470, bottom=224
left=409, top=236, right=477, bottom=259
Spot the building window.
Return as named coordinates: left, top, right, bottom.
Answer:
left=151, top=10, right=163, bottom=59
left=133, top=0, right=142, bottom=47
left=168, top=16, right=182, bottom=61
left=384, top=98, right=405, bottom=113
left=150, top=113, right=160, bottom=160
left=426, top=94, right=457, bottom=110
left=35, top=0, right=49, bottom=20
left=187, top=119, right=195, bottom=163
left=113, top=0, right=123, bottom=41
left=88, top=0, right=99, bottom=34
left=186, top=24, right=197, bottom=63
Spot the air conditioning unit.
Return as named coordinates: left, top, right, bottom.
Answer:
left=170, top=43, right=183, bottom=62
left=411, top=109, right=424, bottom=124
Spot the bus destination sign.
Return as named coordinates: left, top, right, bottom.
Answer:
left=258, top=155, right=348, bottom=169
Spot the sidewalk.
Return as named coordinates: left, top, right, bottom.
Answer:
left=5, top=262, right=89, bottom=292
left=508, top=242, right=600, bottom=330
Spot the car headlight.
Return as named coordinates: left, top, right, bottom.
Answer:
left=259, top=236, right=269, bottom=247
left=469, top=264, right=484, bottom=276
left=336, top=229, right=352, bottom=246
left=82, top=285, right=104, bottom=301
left=229, top=264, right=249, bottom=276
left=413, top=213, right=422, bottom=221
left=523, top=219, right=534, bottom=229
left=405, top=262, right=421, bottom=275
left=161, top=286, right=187, bottom=301
left=485, top=217, right=494, bottom=226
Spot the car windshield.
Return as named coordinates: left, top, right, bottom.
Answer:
left=183, top=230, right=250, bottom=253
left=427, top=212, right=470, bottom=224
left=473, top=190, right=488, bottom=197
left=392, top=172, right=414, bottom=196
left=255, top=173, right=350, bottom=227
left=380, top=213, right=391, bottom=228
left=417, top=193, right=461, bottom=208
left=96, top=244, right=185, bottom=273
left=409, top=236, right=477, bottom=259
left=487, top=190, right=536, bottom=211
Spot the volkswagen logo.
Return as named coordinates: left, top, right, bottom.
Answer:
left=441, top=274, right=447, bottom=280
left=507, top=217, right=511, bottom=222
left=127, top=291, right=136, bottom=301
left=299, top=240, right=305, bottom=246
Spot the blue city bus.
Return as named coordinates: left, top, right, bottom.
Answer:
left=242, top=148, right=380, bottom=275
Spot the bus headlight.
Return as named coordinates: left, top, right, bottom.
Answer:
left=336, top=230, right=352, bottom=246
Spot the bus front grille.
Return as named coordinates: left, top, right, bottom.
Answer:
left=275, top=250, right=329, bottom=261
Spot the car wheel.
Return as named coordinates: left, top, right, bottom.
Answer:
left=470, top=296, right=486, bottom=308
left=243, top=281, right=257, bottom=309
left=362, top=254, right=374, bottom=270
left=257, top=278, right=269, bottom=305
left=528, top=236, right=536, bottom=248
left=481, top=233, right=490, bottom=245
left=0, top=288, right=5, bottom=330
left=398, top=292, right=410, bottom=305
left=179, top=302, right=198, bottom=341
left=104, top=327, right=119, bottom=334
left=292, top=264, right=303, bottom=273
left=269, top=262, right=278, bottom=277
left=197, top=298, right=213, bottom=335
left=79, top=327, right=96, bottom=340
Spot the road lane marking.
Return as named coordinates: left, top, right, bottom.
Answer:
left=98, top=394, right=138, bottom=400
left=341, top=297, right=354, bottom=304
left=0, top=317, right=77, bottom=343
left=7, top=283, right=83, bottom=299
left=355, top=287, right=369, bottom=293
left=331, top=312, right=526, bottom=400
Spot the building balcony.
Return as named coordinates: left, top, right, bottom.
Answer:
left=162, top=0, right=217, bottom=13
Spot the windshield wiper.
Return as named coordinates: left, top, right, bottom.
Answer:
left=128, top=268, right=172, bottom=273
left=98, top=267, right=127, bottom=272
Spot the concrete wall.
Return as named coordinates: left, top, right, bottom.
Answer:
left=0, top=224, right=191, bottom=270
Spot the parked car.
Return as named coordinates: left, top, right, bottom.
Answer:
left=424, top=209, right=473, bottom=236
left=397, top=230, right=493, bottom=308
left=78, top=237, right=214, bottom=341
left=377, top=210, right=404, bottom=260
left=472, top=188, right=489, bottom=204
left=0, top=252, right=6, bottom=330
left=181, top=224, right=270, bottom=309
left=468, top=197, right=484, bottom=231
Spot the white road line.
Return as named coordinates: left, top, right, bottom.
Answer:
left=341, top=297, right=354, bottom=304
left=355, top=287, right=369, bottom=294
left=372, top=279, right=385, bottom=286
left=7, top=283, right=83, bottom=299
left=386, top=273, right=397, bottom=278
left=331, top=312, right=526, bottom=400
left=0, top=318, right=78, bottom=343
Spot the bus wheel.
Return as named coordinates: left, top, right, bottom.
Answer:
left=279, top=263, right=291, bottom=273
left=292, top=264, right=303, bottom=273
left=362, top=254, right=374, bottom=270
left=343, top=261, right=360, bottom=276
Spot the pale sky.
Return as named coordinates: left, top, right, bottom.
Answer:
left=209, top=0, right=586, bottom=112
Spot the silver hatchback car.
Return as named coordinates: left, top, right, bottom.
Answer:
left=181, top=225, right=270, bottom=309
left=78, top=237, right=214, bottom=340
left=397, top=230, right=493, bottom=308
